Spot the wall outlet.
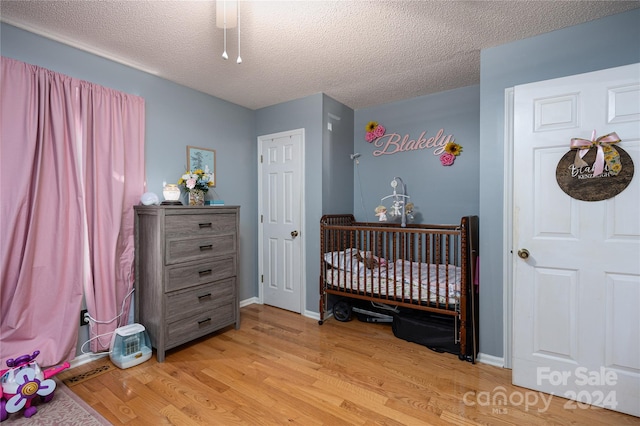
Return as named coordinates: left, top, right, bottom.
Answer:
left=80, top=309, right=90, bottom=326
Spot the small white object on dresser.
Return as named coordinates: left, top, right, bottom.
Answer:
left=134, top=205, right=240, bottom=362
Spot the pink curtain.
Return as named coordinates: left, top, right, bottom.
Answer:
left=0, top=57, right=145, bottom=366
left=80, top=83, right=145, bottom=352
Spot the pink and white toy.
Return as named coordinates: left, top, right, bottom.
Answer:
left=0, top=350, right=70, bottom=421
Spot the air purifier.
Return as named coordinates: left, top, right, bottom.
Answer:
left=109, top=323, right=152, bottom=369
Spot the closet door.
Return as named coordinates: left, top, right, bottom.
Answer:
left=258, top=129, right=304, bottom=313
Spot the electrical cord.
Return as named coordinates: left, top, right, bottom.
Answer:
left=81, top=267, right=136, bottom=352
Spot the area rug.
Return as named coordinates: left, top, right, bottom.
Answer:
left=3, top=379, right=111, bottom=425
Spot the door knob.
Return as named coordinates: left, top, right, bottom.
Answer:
left=517, top=248, right=530, bottom=259
left=291, top=230, right=299, bottom=238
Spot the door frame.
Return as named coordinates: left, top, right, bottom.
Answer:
left=257, top=128, right=306, bottom=311
left=503, top=87, right=515, bottom=369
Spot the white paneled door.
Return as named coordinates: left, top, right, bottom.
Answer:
left=513, top=63, right=640, bottom=417
left=258, top=129, right=304, bottom=313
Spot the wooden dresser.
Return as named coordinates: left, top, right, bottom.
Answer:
left=134, top=205, right=240, bottom=362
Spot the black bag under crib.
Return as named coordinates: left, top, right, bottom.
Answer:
left=392, top=311, right=458, bottom=354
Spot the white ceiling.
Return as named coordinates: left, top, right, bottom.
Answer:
left=2, top=1, right=638, bottom=110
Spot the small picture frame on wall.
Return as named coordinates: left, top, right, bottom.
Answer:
left=187, top=145, right=216, bottom=186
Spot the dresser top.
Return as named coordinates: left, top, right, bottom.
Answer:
left=135, top=205, right=239, bottom=210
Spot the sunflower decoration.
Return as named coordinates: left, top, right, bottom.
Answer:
left=440, top=140, right=463, bottom=166
left=445, top=140, right=463, bottom=156
left=365, top=121, right=386, bottom=143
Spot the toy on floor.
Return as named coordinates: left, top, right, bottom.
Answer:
left=0, top=350, right=70, bottom=422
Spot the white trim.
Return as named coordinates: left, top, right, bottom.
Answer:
left=257, top=136, right=264, bottom=305
left=257, top=128, right=306, bottom=314
left=1, top=18, right=160, bottom=76
left=239, top=299, right=330, bottom=323
left=303, top=309, right=321, bottom=321
left=477, top=352, right=505, bottom=368
left=69, top=352, right=109, bottom=369
left=240, top=296, right=260, bottom=308
left=503, top=88, right=514, bottom=370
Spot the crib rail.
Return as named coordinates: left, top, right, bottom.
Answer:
left=321, top=220, right=460, bottom=305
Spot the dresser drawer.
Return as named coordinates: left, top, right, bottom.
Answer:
left=166, top=279, right=235, bottom=323
left=165, top=256, right=236, bottom=292
left=166, top=302, right=235, bottom=349
left=165, top=233, right=236, bottom=264
left=165, top=213, right=236, bottom=238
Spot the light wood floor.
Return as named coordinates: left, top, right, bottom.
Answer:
left=62, top=304, right=638, bottom=425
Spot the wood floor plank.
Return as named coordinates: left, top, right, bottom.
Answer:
left=159, top=404, right=204, bottom=426
left=67, top=304, right=639, bottom=425
left=93, top=387, right=137, bottom=424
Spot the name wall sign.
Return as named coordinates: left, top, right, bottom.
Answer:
left=372, top=128, right=454, bottom=157
left=556, top=131, right=634, bottom=201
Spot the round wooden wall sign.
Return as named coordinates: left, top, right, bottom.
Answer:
left=556, top=146, right=634, bottom=201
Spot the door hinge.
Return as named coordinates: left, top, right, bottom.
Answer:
left=261, top=275, right=263, bottom=283
left=261, top=214, right=263, bottom=223
left=260, top=155, right=263, bottom=163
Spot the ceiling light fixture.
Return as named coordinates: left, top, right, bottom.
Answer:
left=216, top=0, right=241, bottom=64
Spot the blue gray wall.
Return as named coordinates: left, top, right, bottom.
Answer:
left=479, top=9, right=640, bottom=358
left=322, top=94, right=355, bottom=215
left=256, top=93, right=353, bottom=312
left=255, top=94, right=354, bottom=313
left=353, top=85, right=480, bottom=225
left=255, top=94, right=325, bottom=313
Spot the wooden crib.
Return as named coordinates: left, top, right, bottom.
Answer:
left=319, top=214, right=479, bottom=361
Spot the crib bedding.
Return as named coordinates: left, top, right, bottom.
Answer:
left=323, top=250, right=461, bottom=305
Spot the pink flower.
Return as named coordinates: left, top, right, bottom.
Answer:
left=186, top=178, right=197, bottom=189
left=365, top=132, right=376, bottom=142
left=373, top=125, right=385, bottom=138
left=440, top=153, right=455, bottom=166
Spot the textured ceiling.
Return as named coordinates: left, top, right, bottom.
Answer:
left=1, top=1, right=638, bottom=110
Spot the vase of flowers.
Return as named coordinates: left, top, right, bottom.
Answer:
left=188, top=188, right=205, bottom=205
left=178, top=167, right=213, bottom=206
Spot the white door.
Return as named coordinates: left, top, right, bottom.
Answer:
left=258, top=129, right=304, bottom=313
left=512, top=63, right=640, bottom=416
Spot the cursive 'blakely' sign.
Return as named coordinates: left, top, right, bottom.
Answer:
left=372, top=128, right=454, bottom=157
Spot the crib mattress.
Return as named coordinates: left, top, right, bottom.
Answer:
left=323, top=259, right=461, bottom=306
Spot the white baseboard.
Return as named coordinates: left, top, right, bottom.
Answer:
left=239, top=298, right=327, bottom=322
left=477, top=352, right=505, bottom=368
left=239, top=296, right=260, bottom=308
left=69, top=351, right=109, bottom=369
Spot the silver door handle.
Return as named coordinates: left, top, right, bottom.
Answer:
left=518, top=248, right=530, bottom=259
left=291, top=230, right=299, bottom=238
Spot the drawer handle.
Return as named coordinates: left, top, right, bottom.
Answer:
left=198, top=318, right=211, bottom=326
left=199, top=223, right=212, bottom=228
left=198, top=269, right=212, bottom=276
left=198, top=293, right=212, bottom=300
left=199, top=244, right=213, bottom=251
